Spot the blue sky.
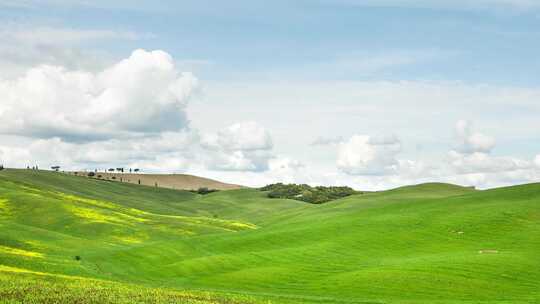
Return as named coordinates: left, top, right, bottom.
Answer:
left=4, top=1, right=540, bottom=84
left=0, top=0, right=539, bottom=189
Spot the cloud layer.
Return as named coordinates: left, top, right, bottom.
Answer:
left=0, top=45, right=537, bottom=191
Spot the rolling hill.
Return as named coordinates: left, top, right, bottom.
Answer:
left=71, top=171, right=243, bottom=191
left=0, top=169, right=539, bottom=303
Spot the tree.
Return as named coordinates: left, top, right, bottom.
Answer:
left=87, top=172, right=95, bottom=177
left=51, top=166, right=60, bottom=171
left=260, top=183, right=358, bottom=204
left=195, top=187, right=218, bottom=195
left=108, top=168, right=115, bottom=172
left=0, top=165, right=4, bottom=171
left=134, top=168, right=140, bottom=173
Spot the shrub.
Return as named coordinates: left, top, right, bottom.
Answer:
left=87, top=172, right=95, bottom=177
left=260, top=183, right=359, bottom=204
left=74, top=255, right=81, bottom=261
left=189, top=187, right=219, bottom=195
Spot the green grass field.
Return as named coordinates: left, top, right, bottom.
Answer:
left=0, top=169, right=539, bottom=303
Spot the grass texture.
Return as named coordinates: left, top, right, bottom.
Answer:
left=0, top=169, right=538, bottom=303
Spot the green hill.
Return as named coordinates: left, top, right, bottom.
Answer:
left=0, top=169, right=539, bottom=303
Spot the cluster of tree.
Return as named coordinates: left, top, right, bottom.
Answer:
left=107, top=168, right=140, bottom=173
left=190, top=187, right=219, bottom=195
left=0, top=164, right=4, bottom=171
left=260, top=183, right=360, bottom=204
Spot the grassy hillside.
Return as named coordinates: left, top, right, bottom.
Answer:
left=0, top=169, right=539, bottom=303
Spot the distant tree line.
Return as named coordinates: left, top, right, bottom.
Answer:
left=107, top=168, right=139, bottom=173
left=260, top=183, right=360, bottom=204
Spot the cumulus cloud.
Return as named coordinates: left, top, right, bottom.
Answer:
left=448, top=151, right=531, bottom=174
left=201, top=122, right=274, bottom=172
left=448, top=120, right=532, bottom=176
left=0, top=49, right=198, bottom=141
left=201, top=121, right=272, bottom=151
left=331, top=121, right=539, bottom=189
left=337, top=135, right=401, bottom=175
left=442, top=121, right=540, bottom=188
left=454, top=120, right=495, bottom=154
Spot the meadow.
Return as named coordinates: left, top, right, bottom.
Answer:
left=0, top=169, right=539, bottom=303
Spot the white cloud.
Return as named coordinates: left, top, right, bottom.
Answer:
left=448, top=151, right=531, bottom=174
left=204, top=150, right=272, bottom=172
left=201, top=121, right=272, bottom=151
left=535, top=155, right=540, bottom=168
left=0, top=49, right=198, bottom=141
left=454, top=120, right=495, bottom=154
left=397, top=159, right=436, bottom=179
left=201, top=122, right=274, bottom=172
left=440, top=121, right=539, bottom=188
left=0, top=130, right=199, bottom=171
left=337, top=135, right=401, bottom=175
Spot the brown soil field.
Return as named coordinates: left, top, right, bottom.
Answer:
left=70, top=171, right=244, bottom=191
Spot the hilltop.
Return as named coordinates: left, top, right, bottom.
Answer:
left=71, top=171, right=243, bottom=191
left=0, top=169, right=539, bottom=303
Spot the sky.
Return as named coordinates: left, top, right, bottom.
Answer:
left=0, top=0, right=539, bottom=190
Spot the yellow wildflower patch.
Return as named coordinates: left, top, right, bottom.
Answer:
left=227, top=222, right=258, bottom=230
left=0, top=265, right=48, bottom=275
left=64, top=204, right=149, bottom=225
left=0, top=245, right=44, bottom=258
left=56, top=193, right=117, bottom=209
left=113, top=235, right=147, bottom=244
left=0, top=265, right=99, bottom=282
left=64, top=204, right=120, bottom=224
